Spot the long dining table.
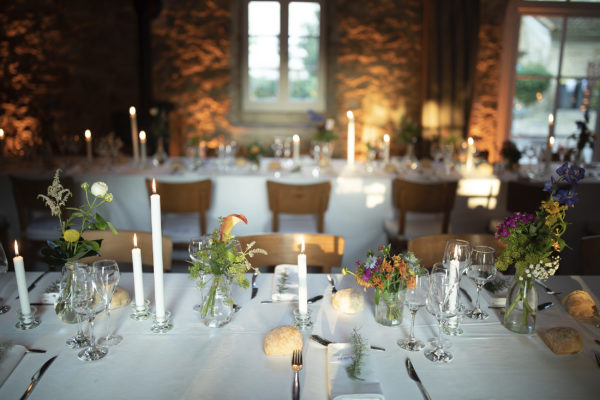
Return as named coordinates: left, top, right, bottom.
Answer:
left=0, top=270, right=599, bottom=399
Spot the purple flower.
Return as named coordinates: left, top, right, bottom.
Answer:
left=556, top=162, right=569, bottom=177
left=362, top=269, right=373, bottom=282
left=543, top=176, right=556, bottom=192
left=355, top=260, right=361, bottom=266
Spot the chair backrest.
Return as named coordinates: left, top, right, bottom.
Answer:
left=145, top=179, right=212, bottom=235
left=407, top=233, right=506, bottom=269
left=81, top=230, right=173, bottom=271
left=266, top=181, right=332, bottom=233
left=392, top=178, right=458, bottom=235
left=580, top=234, right=600, bottom=275
left=237, top=233, right=344, bottom=273
left=10, top=174, right=74, bottom=237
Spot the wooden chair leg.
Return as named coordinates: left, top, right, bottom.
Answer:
left=317, top=213, right=324, bottom=233
left=272, top=213, right=279, bottom=232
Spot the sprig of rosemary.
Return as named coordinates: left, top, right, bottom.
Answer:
left=346, top=328, right=367, bottom=381
left=484, top=276, right=509, bottom=293
left=277, top=270, right=289, bottom=294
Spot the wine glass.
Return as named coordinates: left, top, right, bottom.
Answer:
left=95, top=260, right=122, bottom=346
left=0, top=243, right=9, bottom=314
left=272, top=136, right=284, bottom=159
left=442, top=239, right=471, bottom=336
left=465, top=246, right=496, bottom=320
left=189, top=236, right=211, bottom=312
left=65, top=263, right=90, bottom=348
left=425, top=263, right=458, bottom=363
left=71, top=265, right=108, bottom=361
left=397, top=270, right=429, bottom=351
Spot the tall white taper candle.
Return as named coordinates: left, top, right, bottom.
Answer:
left=383, top=133, right=390, bottom=164
left=139, top=130, right=147, bottom=167
left=347, top=111, right=355, bottom=166
left=85, top=129, right=92, bottom=163
left=150, top=179, right=166, bottom=320
left=298, top=240, right=308, bottom=314
left=13, top=241, right=31, bottom=315
left=292, top=134, right=300, bottom=164
left=130, top=106, right=140, bottom=164
left=132, top=233, right=145, bottom=308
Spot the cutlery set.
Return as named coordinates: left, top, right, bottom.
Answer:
left=291, top=349, right=303, bottom=400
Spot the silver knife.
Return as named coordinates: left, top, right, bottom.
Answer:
left=16, top=271, right=48, bottom=299
left=261, top=295, right=323, bottom=304
left=251, top=271, right=258, bottom=299
left=310, top=334, right=386, bottom=351
left=20, top=355, right=57, bottom=400
left=405, top=357, right=431, bottom=400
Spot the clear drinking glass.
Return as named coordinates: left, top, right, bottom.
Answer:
left=189, top=236, right=211, bottom=312
left=0, top=243, right=9, bottom=314
left=397, top=270, right=429, bottom=351
left=425, top=263, right=458, bottom=363
left=442, top=239, right=471, bottom=336
left=71, top=265, right=108, bottom=361
left=65, top=263, right=90, bottom=349
left=95, top=260, right=122, bottom=346
left=465, top=246, right=497, bottom=320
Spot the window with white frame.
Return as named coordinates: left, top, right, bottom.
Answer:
left=242, top=0, right=326, bottom=113
left=501, top=0, right=600, bottom=154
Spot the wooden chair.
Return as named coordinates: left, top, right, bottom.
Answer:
left=81, top=230, right=173, bottom=271
left=580, top=234, right=600, bottom=275
left=10, top=175, right=74, bottom=260
left=384, top=178, right=458, bottom=251
left=237, top=233, right=344, bottom=273
left=266, top=181, right=331, bottom=233
left=145, top=179, right=211, bottom=245
left=407, top=233, right=506, bottom=269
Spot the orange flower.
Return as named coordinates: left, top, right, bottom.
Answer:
left=386, top=273, right=392, bottom=281
left=406, top=275, right=417, bottom=290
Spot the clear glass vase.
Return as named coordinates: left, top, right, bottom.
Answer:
left=375, top=289, right=406, bottom=326
left=504, top=275, right=538, bottom=334
left=199, top=275, right=234, bottom=328
left=55, top=263, right=79, bottom=324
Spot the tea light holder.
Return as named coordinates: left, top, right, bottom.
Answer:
left=15, top=306, right=40, bottom=330
left=293, top=308, right=312, bottom=330
left=150, top=310, right=173, bottom=333
left=130, top=299, right=151, bottom=321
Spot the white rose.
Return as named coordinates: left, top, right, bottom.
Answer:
left=90, top=182, right=109, bottom=197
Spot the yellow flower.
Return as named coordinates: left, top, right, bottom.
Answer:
left=63, top=229, right=80, bottom=243
left=542, top=200, right=561, bottom=215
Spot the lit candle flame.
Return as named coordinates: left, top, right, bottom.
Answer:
left=548, top=113, right=554, bottom=125
left=301, top=240, right=305, bottom=253
left=129, top=106, right=136, bottom=116
left=383, top=134, right=390, bottom=144
left=467, top=137, right=474, bottom=146
left=0, top=128, right=4, bottom=139
left=549, top=136, right=555, bottom=146
left=84, top=129, right=92, bottom=141
left=14, top=240, right=19, bottom=256
left=346, top=110, right=354, bottom=120
left=133, top=233, right=138, bottom=248
left=139, top=130, right=146, bottom=142
left=293, top=134, right=300, bottom=143
left=152, top=178, right=157, bottom=194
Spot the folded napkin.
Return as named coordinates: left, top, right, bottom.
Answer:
left=481, top=272, right=509, bottom=308
left=0, top=344, right=26, bottom=387
left=271, top=264, right=299, bottom=301
left=327, top=343, right=384, bottom=400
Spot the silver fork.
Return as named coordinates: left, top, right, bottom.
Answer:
left=535, top=279, right=561, bottom=295
left=327, top=275, right=338, bottom=294
left=292, top=349, right=303, bottom=400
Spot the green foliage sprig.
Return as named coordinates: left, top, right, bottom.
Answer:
left=277, top=270, right=289, bottom=294
left=346, top=328, right=367, bottom=381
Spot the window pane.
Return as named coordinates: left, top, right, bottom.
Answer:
left=517, top=16, right=563, bottom=76
left=289, top=37, right=318, bottom=70
left=249, top=1, right=280, bottom=36
left=512, top=78, right=556, bottom=136
left=289, top=2, right=320, bottom=37
left=249, top=36, right=280, bottom=69
left=289, top=69, right=318, bottom=101
left=555, top=78, right=598, bottom=137
left=562, top=17, right=600, bottom=76
left=249, top=69, right=279, bottom=101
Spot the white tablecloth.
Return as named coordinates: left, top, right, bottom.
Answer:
left=0, top=271, right=599, bottom=399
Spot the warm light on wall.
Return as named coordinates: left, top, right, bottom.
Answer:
left=457, top=178, right=501, bottom=210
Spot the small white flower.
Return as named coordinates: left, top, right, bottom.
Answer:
left=90, top=182, right=109, bottom=197
left=519, top=276, right=523, bottom=281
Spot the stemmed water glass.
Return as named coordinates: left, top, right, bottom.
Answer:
left=71, top=265, right=108, bottom=361
left=397, top=270, right=429, bottom=351
left=465, top=246, right=496, bottom=320
left=425, top=263, right=458, bottom=363
left=189, top=236, right=211, bottom=312
left=442, top=239, right=471, bottom=335
left=65, top=263, right=90, bottom=348
left=95, top=260, right=122, bottom=346
left=0, top=243, right=9, bottom=314
left=272, top=136, right=284, bottom=159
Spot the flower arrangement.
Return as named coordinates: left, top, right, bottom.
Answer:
left=500, top=140, right=522, bottom=170
left=308, top=110, right=338, bottom=142
left=189, top=214, right=266, bottom=318
left=246, top=140, right=266, bottom=165
left=495, top=162, right=585, bottom=280
left=343, top=244, right=423, bottom=322
left=569, top=110, right=596, bottom=163
left=37, top=169, right=117, bottom=267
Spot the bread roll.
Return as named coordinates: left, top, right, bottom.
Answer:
left=332, top=288, right=365, bottom=314
left=561, top=290, right=597, bottom=319
left=264, top=326, right=303, bottom=355
left=540, top=327, right=582, bottom=355
left=109, top=287, right=130, bottom=310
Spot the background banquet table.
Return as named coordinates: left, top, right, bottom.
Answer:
left=0, top=271, right=599, bottom=399
left=1, top=157, right=600, bottom=273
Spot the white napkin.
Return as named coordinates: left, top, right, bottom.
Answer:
left=0, top=344, right=26, bottom=387
left=271, top=264, right=299, bottom=301
left=327, top=343, right=384, bottom=400
left=481, top=271, right=509, bottom=308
